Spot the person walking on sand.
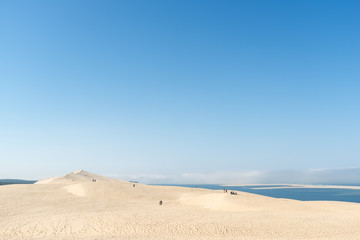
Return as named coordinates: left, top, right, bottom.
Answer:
left=159, top=200, right=163, bottom=205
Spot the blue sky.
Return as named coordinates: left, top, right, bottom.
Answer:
left=0, top=0, right=359, bottom=182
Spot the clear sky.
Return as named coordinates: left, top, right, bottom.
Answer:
left=0, top=0, right=359, bottom=182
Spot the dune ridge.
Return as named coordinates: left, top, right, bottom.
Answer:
left=1, top=170, right=360, bottom=239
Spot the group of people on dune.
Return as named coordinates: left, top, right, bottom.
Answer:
left=223, top=188, right=237, bottom=195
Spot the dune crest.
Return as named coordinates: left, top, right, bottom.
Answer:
left=35, top=169, right=122, bottom=184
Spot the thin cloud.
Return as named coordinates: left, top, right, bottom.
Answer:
left=112, top=168, right=360, bottom=185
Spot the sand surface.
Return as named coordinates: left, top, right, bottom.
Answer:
left=1, top=170, right=360, bottom=240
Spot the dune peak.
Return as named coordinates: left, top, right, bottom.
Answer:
left=36, top=170, right=122, bottom=184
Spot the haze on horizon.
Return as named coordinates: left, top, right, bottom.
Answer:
left=0, top=0, right=359, bottom=183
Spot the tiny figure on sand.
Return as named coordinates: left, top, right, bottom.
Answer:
left=159, top=200, right=163, bottom=206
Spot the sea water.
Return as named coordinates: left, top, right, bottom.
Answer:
left=154, top=184, right=360, bottom=204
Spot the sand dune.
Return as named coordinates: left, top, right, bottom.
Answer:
left=35, top=170, right=122, bottom=184
left=1, top=170, right=360, bottom=239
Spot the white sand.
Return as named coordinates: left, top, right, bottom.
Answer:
left=1, top=170, right=360, bottom=240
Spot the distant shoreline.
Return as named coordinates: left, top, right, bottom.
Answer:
left=222, top=184, right=360, bottom=190
left=0, top=180, right=37, bottom=186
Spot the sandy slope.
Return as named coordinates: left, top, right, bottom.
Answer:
left=1, top=170, right=360, bottom=240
